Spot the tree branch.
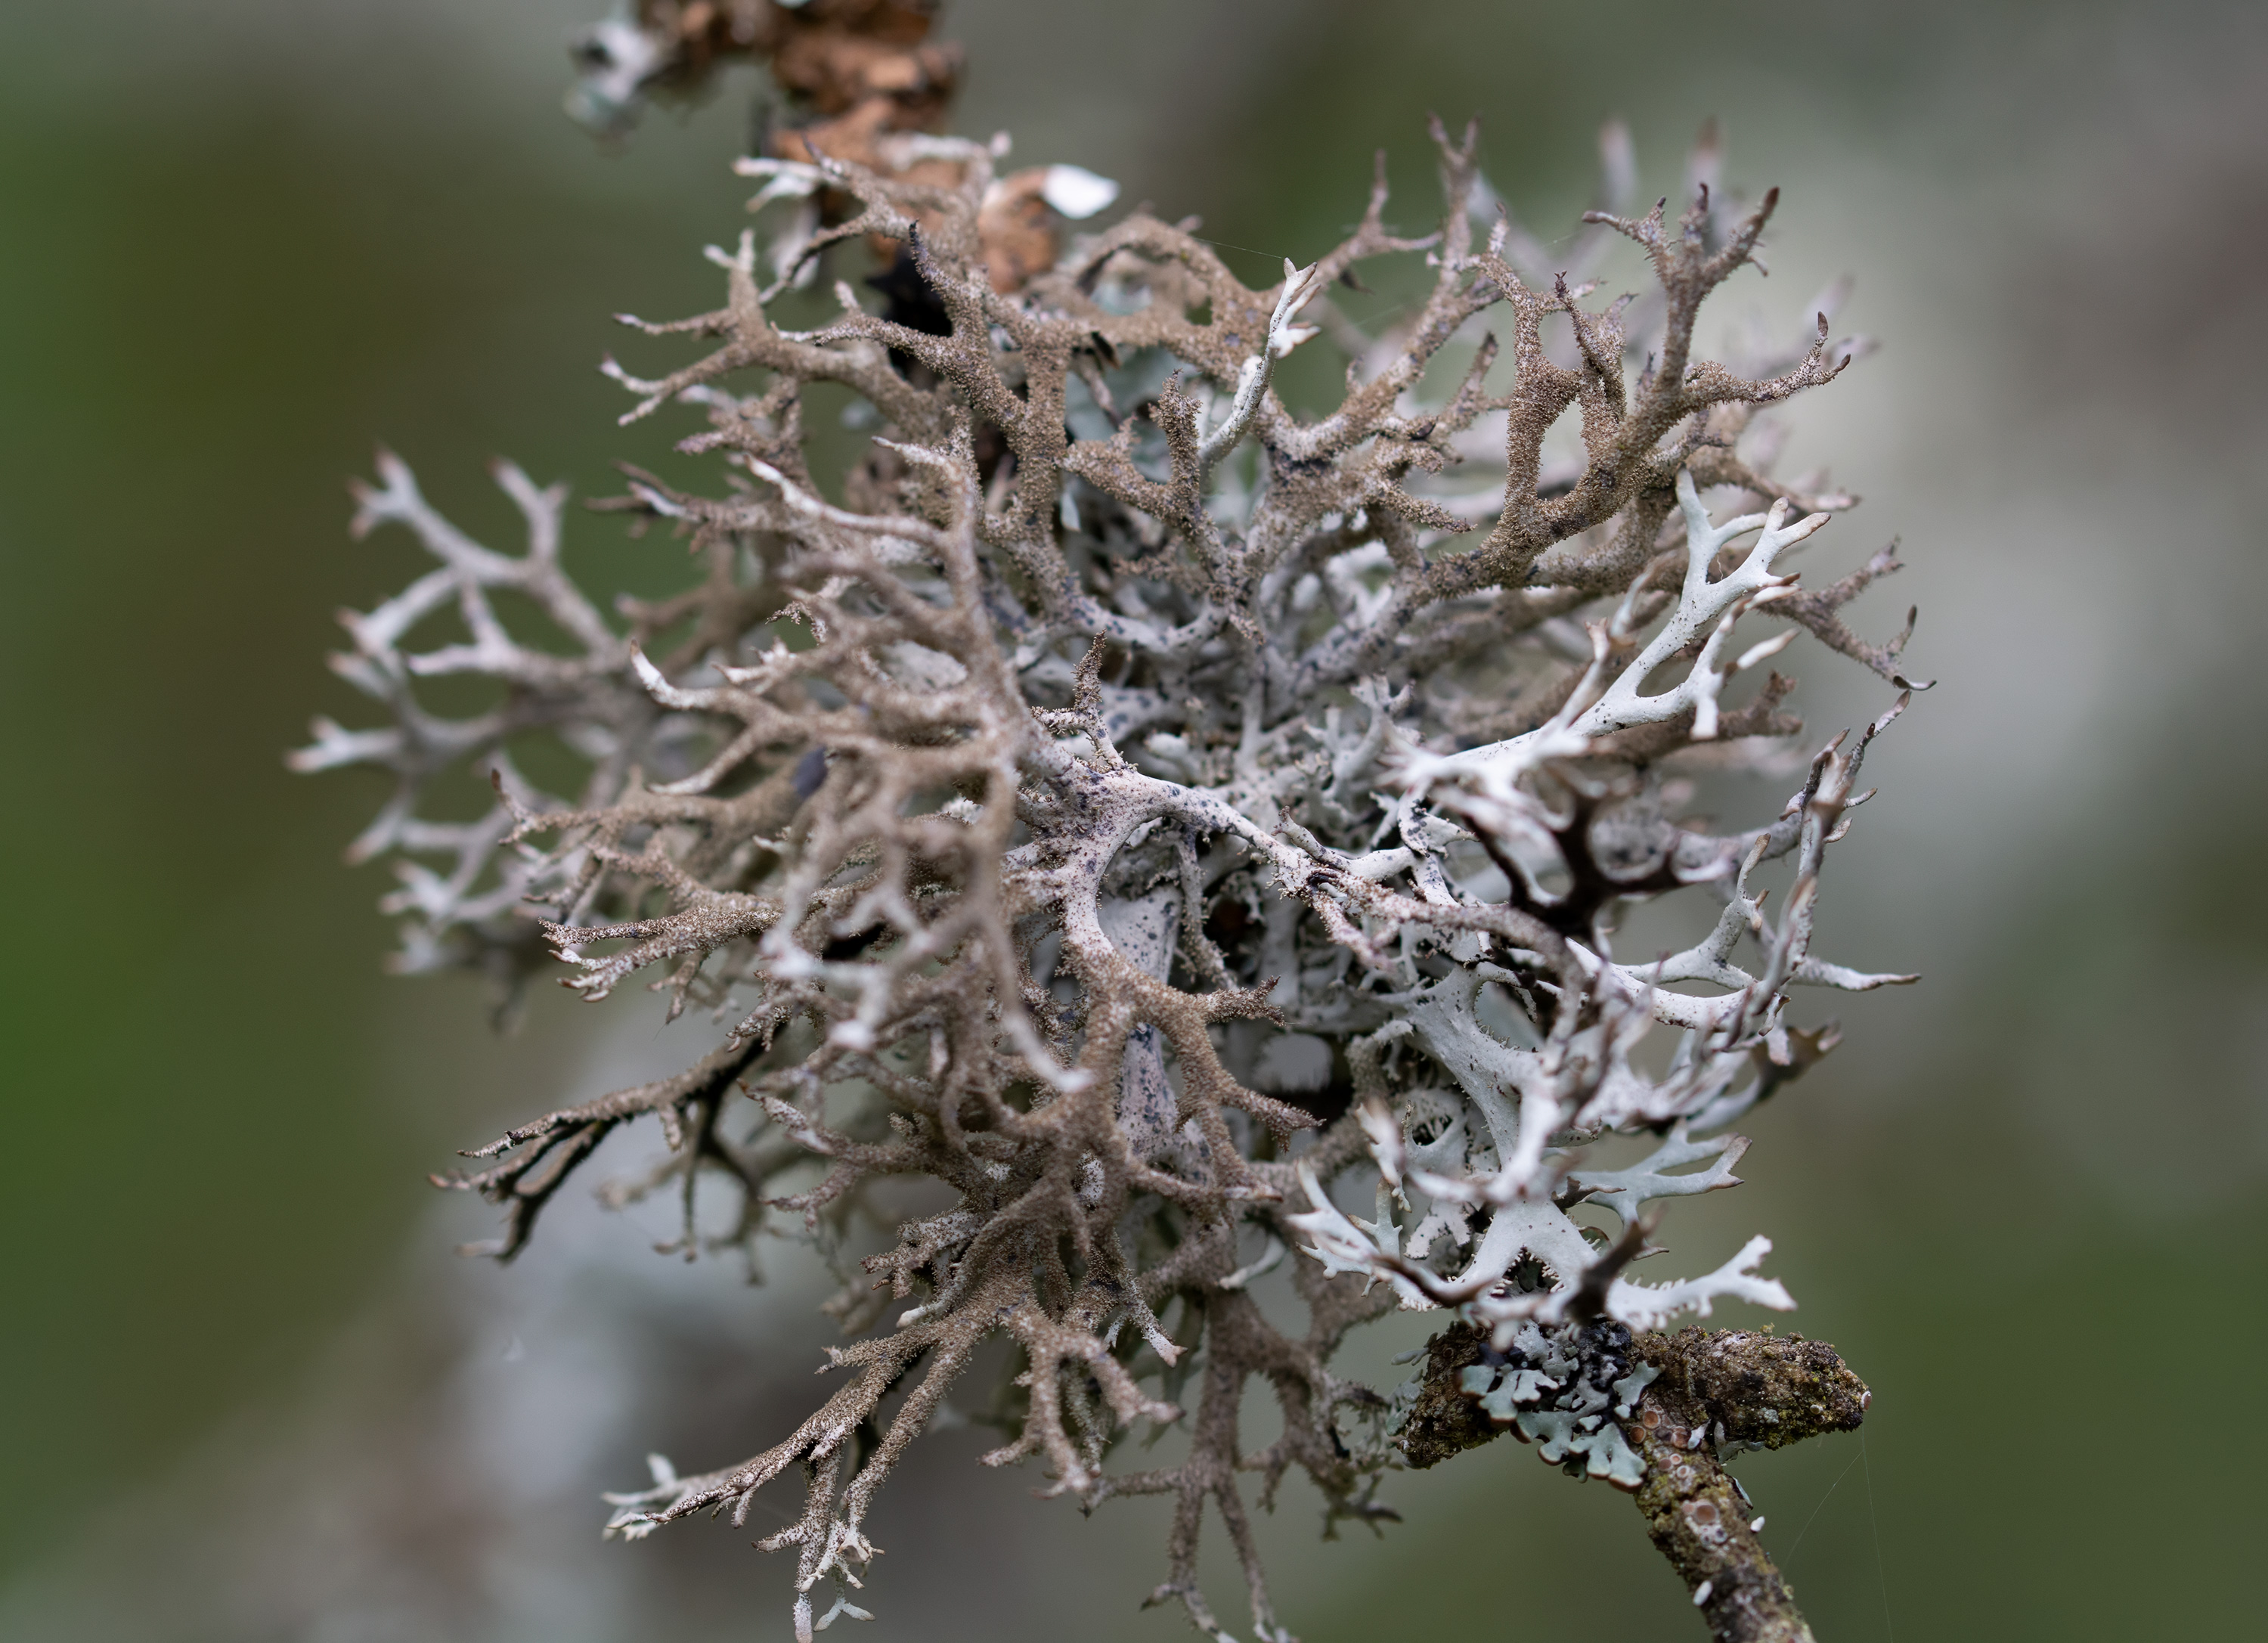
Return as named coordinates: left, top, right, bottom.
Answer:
left=1402, top=1324, right=1870, bottom=1641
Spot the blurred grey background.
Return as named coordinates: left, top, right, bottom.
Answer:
left=2, top=2, right=2263, bottom=1638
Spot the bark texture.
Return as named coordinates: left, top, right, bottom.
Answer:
left=1403, top=1324, right=1870, bottom=1641
left=1397, top=1318, right=1498, bottom=1470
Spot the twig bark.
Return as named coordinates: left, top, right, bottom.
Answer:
left=1402, top=1324, right=1870, bottom=1641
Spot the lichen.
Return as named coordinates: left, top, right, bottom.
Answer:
left=298, top=6, right=1917, bottom=1637
left=1406, top=1321, right=1869, bottom=1640
left=1410, top=1319, right=1650, bottom=1488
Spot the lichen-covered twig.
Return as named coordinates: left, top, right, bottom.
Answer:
left=1405, top=1322, right=1869, bottom=1641
left=300, top=12, right=1922, bottom=1638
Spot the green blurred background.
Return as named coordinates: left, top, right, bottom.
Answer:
left=2, top=2, right=2262, bottom=1638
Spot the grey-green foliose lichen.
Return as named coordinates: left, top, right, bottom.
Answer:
left=1402, top=1321, right=1871, bottom=1643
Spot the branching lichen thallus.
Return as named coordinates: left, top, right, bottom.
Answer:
left=300, top=42, right=1923, bottom=1639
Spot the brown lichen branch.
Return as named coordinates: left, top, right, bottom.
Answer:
left=570, top=2, right=961, bottom=154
